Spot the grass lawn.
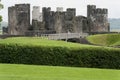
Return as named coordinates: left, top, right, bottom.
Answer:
left=0, top=64, right=120, bottom=80
left=87, top=34, right=120, bottom=46
left=0, top=37, right=99, bottom=48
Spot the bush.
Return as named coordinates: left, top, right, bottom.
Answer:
left=0, top=44, right=120, bottom=69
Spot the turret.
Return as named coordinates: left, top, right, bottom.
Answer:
left=66, top=8, right=76, bottom=20
left=87, top=5, right=96, bottom=17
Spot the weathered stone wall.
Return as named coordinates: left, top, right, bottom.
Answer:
left=73, top=16, right=87, bottom=33
left=32, top=6, right=42, bottom=22
left=42, top=7, right=51, bottom=30
left=54, top=12, right=65, bottom=33
left=32, top=19, right=45, bottom=31
left=7, top=4, right=109, bottom=36
left=87, top=5, right=109, bottom=32
left=8, top=4, right=30, bottom=35
left=8, top=6, right=18, bottom=35
left=63, top=8, right=76, bottom=33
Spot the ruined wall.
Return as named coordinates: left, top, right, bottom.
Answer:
left=8, top=6, right=18, bottom=35
left=32, top=19, right=45, bottom=31
left=87, top=5, right=109, bottom=32
left=8, top=4, right=30, bottom=35
left=8, top=4, right=109, bottom=35
left=54, top=8, right=78, bottom=33
left=32, top=6, right=42, bottom=22
left=73, top=16, right=88, bottom=33
left=54, top=12, right=65, bottom=33
left=32, top=6, right=44, bottom=32
left=31, top=5, right=109, bottom=34
left=63, top=8, right=76, bottom=33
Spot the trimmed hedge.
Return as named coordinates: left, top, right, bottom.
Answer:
left=0, top=44, right=120, bottom=69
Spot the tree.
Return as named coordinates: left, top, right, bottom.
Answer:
left=0, top=0, right=3, bottom=22
left=0, top=0, right=3, bottom=32
left=0, top=3, right=3, bottom=10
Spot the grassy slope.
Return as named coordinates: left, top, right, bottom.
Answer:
left=0, top=64, right=120, bottom=80
left=87, top=34, right=120, bottom=46
left=0, top=37, right=97, bottom=48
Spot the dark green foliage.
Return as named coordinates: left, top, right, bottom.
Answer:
left=0, top=44, right=120, bottom=69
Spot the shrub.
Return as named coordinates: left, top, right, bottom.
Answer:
left=0, top=44, right=120, bottom=69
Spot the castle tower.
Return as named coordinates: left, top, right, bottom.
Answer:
left=32, top=6, right=42, bottom=22
left=42, top=7, right=51, bottom=22
left=87, top=5, right=109, bottom=32
left=8, top=4, right=30, bottom=35
left=66, top=8, right=76, bottom=20
left=42, top=7, right=56, bottom=32
left=87, top=5, right=96, bottom=18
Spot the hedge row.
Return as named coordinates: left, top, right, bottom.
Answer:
left=0, top=44, right=120, bottom=69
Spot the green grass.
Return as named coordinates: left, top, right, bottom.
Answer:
left=0, top=37, right=98, bottom=48
left=0, top=64, right=120, bottom=80
left=87, top=34, right=120, bottom=46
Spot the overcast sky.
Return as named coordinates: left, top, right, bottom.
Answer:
left=0, top=0, right=120, bottom=22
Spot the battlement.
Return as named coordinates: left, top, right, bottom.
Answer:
left=66, top=8, right=76, bottom=16
left=87, top=5, right=108, bottom=18
left=7, top=4, right=109, bottom=35
left=95, top=8, right=108, bottom=14
left=87, top=5, right=96, bottom=10
left=15, top=4, right=30, bottom=9
left=8, top=4, right=30, bottom=35
left=42, top=7, right=51, bottom=12
left=102, top=8, right=108, bottom=14
left=67, top=8, right=76, bottom=11
left=8, top=6, right=16, bottom=11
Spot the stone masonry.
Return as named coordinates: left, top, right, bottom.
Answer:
left=87, top=5, right=110, bottom=32
left=7, top=4, right=110, bottom=35
left=8, top=4, right=30, bottom=35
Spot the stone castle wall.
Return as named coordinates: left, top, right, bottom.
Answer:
left=8, top=4, right=30, bottom=35
left=87, top=5, right=109, bottom=32
left=7, top=4, right=110, bottom=35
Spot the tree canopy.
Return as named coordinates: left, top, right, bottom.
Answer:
left=0, top=0, right=3, bottom=22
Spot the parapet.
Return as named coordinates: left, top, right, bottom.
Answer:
left=8, top=6, right=16, bottom=10
left=15, top=4, right=30, bottom=7
left=87, top=5, right=96, bottom=10
left=96, top=8, right=103, bottom=14
left=67, top=8, right=76, bottom=12
left=102, top=8, right=108, bottom=14
left=42, top=7, right=51, bottom=12
left=95, top=8, right=108, bottom=14
left=66, top=8, right=76, bottom=16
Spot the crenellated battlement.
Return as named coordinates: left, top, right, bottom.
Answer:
left=7, top=4, right=110, bottom=35
left=87, top=5, right=109, bottom=32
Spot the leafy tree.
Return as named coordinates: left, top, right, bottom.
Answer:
left=0, top=0, right=3, bottom=22
left=0, top=0, right=3, bottom=32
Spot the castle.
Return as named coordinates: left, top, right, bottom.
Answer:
left=3, top=4, right=110, bottom=35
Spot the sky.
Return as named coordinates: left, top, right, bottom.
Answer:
left=0, top=0, right=120, bottom=22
